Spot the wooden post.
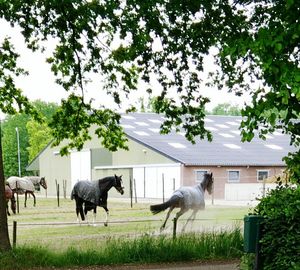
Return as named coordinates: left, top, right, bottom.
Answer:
left=16, top=181, right=19, bottom=214
left=143, top=167, right=146, bottom=198
left=173, top=218, right=177, bottom=239
left=173, top=178, right=175, bottom=191
left=130, top=176, right=133, bottom=208
left=133, top=178, right=137, bottom=203
left=211, top=176, right=214, bottom=205
left=56, top=183, right=60, bottom=207
left=162, top=173, right=165, bottom=203
left=63, top=179, right=67, bottom=199
left=13, top=221, right=17, bottom=248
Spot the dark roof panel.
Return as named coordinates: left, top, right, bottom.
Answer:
left=121, top=113, right=294, bottom=166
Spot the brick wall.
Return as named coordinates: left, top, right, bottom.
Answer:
left=182, top=165, right=285, bottom=200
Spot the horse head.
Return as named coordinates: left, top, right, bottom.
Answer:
left=40, top=177, right=47, bottom=189
left=203, top=172, right=213, bottom=194
left=114, top=174, right=124, bottom=195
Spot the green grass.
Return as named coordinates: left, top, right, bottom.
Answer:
left=7, top=197, right=249, bottom=251
left=0, top=229, right=243, bottom=270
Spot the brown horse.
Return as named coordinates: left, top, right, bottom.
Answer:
left=5, top=184, right=16, bottom=216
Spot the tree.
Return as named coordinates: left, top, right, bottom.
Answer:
left=26, top=100, right=59, bottom=161
left=0, top=0, right=299, bottom=251
left=209, top=103, right=241, bottom=116
left=0, top=38, right=38, bottom=251
left=1, top=101, right=58, bottom=177
left=26, top=120, right=52, bottom=161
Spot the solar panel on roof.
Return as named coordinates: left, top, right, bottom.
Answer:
left=133, top=131, right=149, bottom=136
left=265, top=144, right=283, bottom=150
left=219, top=133, right=235, bottom=138
left=121, top=113, right=293, bottom=166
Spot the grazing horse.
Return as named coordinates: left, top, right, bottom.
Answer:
left=5, top=184, right=16, bottom=216
left=71, top=175, right=124, bottom=226
left=150, top=172, right=213, bottom=231
left=7, top=176, right=47, bottom=207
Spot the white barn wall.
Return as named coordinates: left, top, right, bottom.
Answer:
left=39, top=143, right=71, bottom=197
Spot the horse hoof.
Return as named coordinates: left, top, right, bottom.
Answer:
left=104, top=222, right=108, bottom=227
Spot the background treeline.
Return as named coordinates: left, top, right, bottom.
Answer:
left=1, top=100, right=59, bottom=178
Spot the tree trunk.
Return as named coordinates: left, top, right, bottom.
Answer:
left=0, top=122, right=11, bottom=252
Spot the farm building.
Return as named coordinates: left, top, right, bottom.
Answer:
left=26, top=113, right=294, bottom=202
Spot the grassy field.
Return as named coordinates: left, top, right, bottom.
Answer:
left=7, top=196, right=251, bottom=251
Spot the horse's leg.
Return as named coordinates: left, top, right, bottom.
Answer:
left=182, top=209, right=198, bottom=232
left=92, top=206, right=97, bottom=226
left=76, top=199, right=85, bottom=222
left=11, top=196, right=16, bottom=214
left=74, top=198, right=81, bottom=224
left=24, top=192, right=27, bottom=207
left=160, top=206, right=175, bottom=231
left=31, top=192, right=36, bottom=207
left=173, top=207, right=188, bottom=232
left=103, top=206, right=109, bottom=227
left=6, top=201, right=10, bottom=216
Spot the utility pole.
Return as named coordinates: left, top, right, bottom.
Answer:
left=15, top=127, right=21, bottom=177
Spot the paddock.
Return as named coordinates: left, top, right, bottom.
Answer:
left=7, top=196, right=249, bottom=251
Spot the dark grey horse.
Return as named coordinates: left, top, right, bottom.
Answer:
left=150, top=173, right=213, bottom=231
left=71, top=175, right=124, bottom=226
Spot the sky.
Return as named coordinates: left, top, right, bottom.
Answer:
left=1, top=20, right=251, bottom=116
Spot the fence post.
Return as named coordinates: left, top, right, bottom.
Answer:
left=130, top=177, right=133, bottom=208
left=173, top=218, right=177, bottom=239
left=63, top=179, right=67, bottom=199
left=173, top=178, right=175, bottom=191
left=162, top=173, right=165, bottom=202
left=133, top=178, right=137, bottom=203
left=211, top=176, right=214, bottom=205
left=13, top=221, right=17, bottom=248
left=16, top=181, right=19, bottom=214
left=56, top=183, right=60, bottom=207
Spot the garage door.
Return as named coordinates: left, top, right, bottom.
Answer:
left=71, top=149, right=91, bottom=187
left=133, top=165, right=180, bottom=199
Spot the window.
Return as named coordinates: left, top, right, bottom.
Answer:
left=228, top=170, right=240, bottom=182
left=195, top=170, right=208, bottom=183
left=257, top=170, right=269, bottom=181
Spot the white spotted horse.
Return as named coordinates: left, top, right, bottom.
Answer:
left=71, top=175, right=124, bottom=226
left=150, top=172, right=213, bottom=231
left=7, top=176, right=47, bottom=207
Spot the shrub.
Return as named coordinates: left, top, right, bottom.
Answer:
left=252, top=184, right=300, bottom=270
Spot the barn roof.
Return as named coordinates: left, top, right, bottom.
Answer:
left=120, top=113, right=294, bottom=167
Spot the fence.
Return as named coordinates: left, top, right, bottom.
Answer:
left=9, top=217, right=243, bottom=247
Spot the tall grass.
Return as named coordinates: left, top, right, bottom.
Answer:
left=0, top=228, right=243, bottom=270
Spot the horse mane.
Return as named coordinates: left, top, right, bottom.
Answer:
left=201, top=173, right=213, bottom=191
left=98, top=176, right=116, bottom=193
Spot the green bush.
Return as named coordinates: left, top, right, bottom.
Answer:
left=253, top=184, right=300, bottom=270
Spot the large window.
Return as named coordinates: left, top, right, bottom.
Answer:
left=195, top=170, right=208, bottom=183
left=228, top=170, right=240, bottom=182
left=257, top=170, right=269, bottom=181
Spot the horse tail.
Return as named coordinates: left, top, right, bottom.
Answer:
left=150, top=195, right=181, bottom=215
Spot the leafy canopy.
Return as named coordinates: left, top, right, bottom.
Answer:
left=0, top=1, right=299, bottom=181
